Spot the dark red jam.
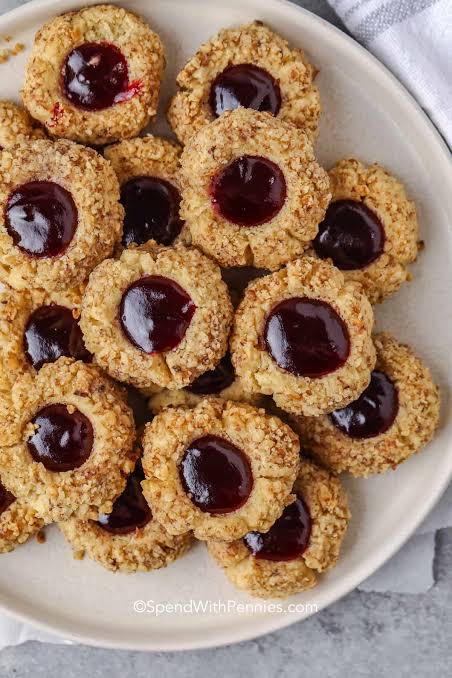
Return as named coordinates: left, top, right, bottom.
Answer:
left=5, top=181, right=77, bottom=258
left=27, top=404, right=94, bottom=472
left=97, top=461, right=151, bottom=535
left=120, top=176, right=183, bottom=247
left=243, top=496, right=311, bottom=561
left=210, top=155, right=286, bottom=226
left=187, top=353, right=235, bottom=395
left=61, top=42, right=129, bottom=111
left=263, top=297, right=350, bottom=378
left=23, top=304, right=91, bottom=370
left=221, top=266, right=270, bottom=306
left=0, top=481, right=15, bottom=515
left=119, top=275, right=196, bottom=354
left=209, top=63, right=282, bottom=118
left=330, top=370, right=399, bottom=439
left=179, top=435, right=253, bottom=514
left=313, top=199, right=385, bottom=270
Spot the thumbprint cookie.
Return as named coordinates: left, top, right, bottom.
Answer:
left=231, top=256, right=376, bottom=416
left=148, top=352, right=260, bottom=413
left=293, top=332, right=440, bottom=476
left=22, top=4, right=165, bottom=145
left=104, top=135, right=187, bottom=249
left=141, top=398, right=300, bottom=541
left=168, top=21, right=321, bottom=145
left=179, top=108, right=330, bottom=270
left=208, top=458, right=350, bottom=598
left=0, top=283, right=90, bottom=391
left=0, top=358, right=137, bottom=522
left=80, top=243, right=233, bottom=389
left=311, top=158, right=418, bottom=303
left=0, top=139, right=123, bottom=291
left=0, top=476, right=45, bottom=553
left=0, top=100, right=46, bottom=149
left=59, top=460, right=192, bottom=572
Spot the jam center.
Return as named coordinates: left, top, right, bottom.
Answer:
left=210, top=155, right=286, bottom=227
left=120, top=176, right=183, bottom=247
left=313, top=199, right=385, bottom=270
left=24, top=304, right=91, bottom=370
left=330, top=370, right=399, bottom=439
left=179, top=435, right=253, bottom=514
left=209, top=63, right=282, bottom=118
left=5, top=181, right=77, bottom=258
left=0, top=481, right=15, bottom=516
left=119, top=275, right=196, bottom=354
left=27, top=404, right=94, bottom=472
left=244, top=496, right=311, bottom=561
left=187, top=353, right=235, bottom=395
left=263, top=297, right=350, bottom=378
left=97, top=461, right=151, bottom=535
left=61, top=42, right=129, bottom=111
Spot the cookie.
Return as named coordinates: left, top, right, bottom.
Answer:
left=231, top=256, right=376, bottom=416
left=293, top=332, right=440, bottom=476
left=311, top=158, right=418, bottom=303
left=0, top=477, right=45, bottom=554
left=0, top=139, right=123, bottom=291
left=59, top=460, right=192, bottom=572
left=80, top=243, right=233, bottom=389
left=0, top=100, right=46, bottom=149
left=168, top=21, right=321, bottom=145
left=208, top=458, right=350, bottom=598
left=148, top=352, right=260, bottom=413
left=141, top=398, right=300, bottom=541
left=104, top=135, right=189, bottom=249
left=22, top=4, right=165, bottom=145
left=0, top=358, right=137, bottom=522
left=180, top=108, right=330, bottom=270
left=0, top=282, right=90, bottom=394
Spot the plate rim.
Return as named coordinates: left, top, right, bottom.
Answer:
left=0, top=0, right=451, bottom=652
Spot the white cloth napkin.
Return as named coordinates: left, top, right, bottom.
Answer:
left=0, top=0, right=451, bottom=648
left=327, top=0, right=452, bottom=147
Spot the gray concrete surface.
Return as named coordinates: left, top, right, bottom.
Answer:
left=0, top=0, right=451, bottom=676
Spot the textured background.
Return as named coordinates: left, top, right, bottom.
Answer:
left=0, top=0, right=451, bottom=676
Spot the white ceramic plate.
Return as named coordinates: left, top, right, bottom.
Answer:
left=0, top=0, right=451, bottom=653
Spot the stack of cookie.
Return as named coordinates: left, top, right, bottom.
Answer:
left=0, top=5, right=440, bottom=598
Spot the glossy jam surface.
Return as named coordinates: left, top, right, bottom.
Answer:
left=120, top=176, right=183, bottom=247
left=0, top=481, right=15, bottom=516
left=244, top=496, right=311, bottom=561
left=179, top=435, right=253, bottom=514
left=120, top=275, right=196, bottom=354
left=23, top=304, right=91, bottom=370
left=97, top=462, right=151, bottom=535
left=5, top=181, right=77, bottom=258
left=187, top=353, right=235, bottom=395
left=313, top=199, right=385, bottom=270
left=210, top=155, right=286, bottom=227
left=27, top=404, right=94, bottom=472
left=330, top=370, right=399, bottom=439
left=209, top=63, right=281, bottom=118
left=61, top=42, right=129, bottom=111
left=263, top=297, right=350, bottom=378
